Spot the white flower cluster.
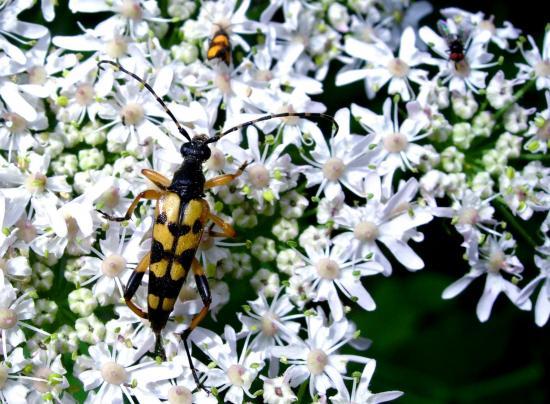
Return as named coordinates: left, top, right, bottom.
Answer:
left=0, top=0, right=549, bottom=403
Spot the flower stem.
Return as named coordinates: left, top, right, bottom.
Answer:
left=297, top=379, right=308, bottom=403
left=494, top=197, right=540, bottom=248
left=512, top=153, right=550, bottom=161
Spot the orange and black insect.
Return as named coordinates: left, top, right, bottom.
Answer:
left=96, top=60, right=338, bottom=389
left=207, top=28, right=231, bottom=65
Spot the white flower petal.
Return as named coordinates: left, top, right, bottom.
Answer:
left=476, top=274, right=503, bottom=322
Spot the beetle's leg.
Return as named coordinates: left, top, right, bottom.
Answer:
left=141, top=169, right=170, bottom=190
left=123, top=252, right=150, bottom=319
left=97, top=189, right=162, bottom=221
left=207, top=213, right=236, bottom=238
left=204, top=161, right=249, bottom=189
left=181, top=258, right=211, bottom=391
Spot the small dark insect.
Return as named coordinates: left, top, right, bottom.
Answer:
left=437, top=20, right=466, bottom=64
left=207, top=28, right=231, bottom=65
left=96, top=60, right=338, bottom=391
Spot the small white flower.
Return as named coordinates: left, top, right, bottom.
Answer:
left=330, top=360, right=403, bottom=403
left=352, top=99, right=429, bottom=180
left=262, top=375, right=297, bottom=404
left=420, top=22, right=495, bottom=94
left=299, top=108, right=377, bottom=199
left=442, top=234, right=532, bottom=322
left=0, top=347, right=32, bottom=403
left=0, top=278, right=47, bottom=357
left=78, top=341, right=180, bottom=404
left=338, top=27, right=431, bottom=101
left=250, top=269, right=280, bottom=298
left=270, top=312, right=368, bottom=398
left=200, top=326, right=265, bottom=404
left=293, top=243, right=382, bottom=320
left=333, top=176, right=433, bottom=275
left=516, top=32, right=550, bottom=91
left=523, top=91, right=550, bottom=154
left=237, top=291, right=302, bottom=352
left=517, top=249, right=550, bottom=327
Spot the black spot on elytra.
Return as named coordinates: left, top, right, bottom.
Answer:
left=192, top=218, right=202, bottom=234
left=168, top=222, right=190, bottom=236
left=150, top=239, right=164, bottom=264
left=156, top=212, right=167, bottom=224
left=177, top=248, right=196, bottom=269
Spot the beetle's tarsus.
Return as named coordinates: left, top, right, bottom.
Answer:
left=96, top=209, right=127, bottom=222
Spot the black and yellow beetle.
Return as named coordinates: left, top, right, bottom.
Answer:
left=96, top=60, right=338, bottom=388
left=207, top=28, right=232, bottom=65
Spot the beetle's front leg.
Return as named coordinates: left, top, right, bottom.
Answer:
left=98, top=189, right=162, bottom=221
left=141, top=169, right=171, bottom=190
left=181, top=258, right=211, bottom=392
left=204, top=161, right=249, bottom=189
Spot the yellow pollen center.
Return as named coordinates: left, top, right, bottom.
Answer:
left=458, top=207, right=479, bottom=226
left=248, top=164, right=270, bottom=189
left=167, top=385, right=193, bottom=404
left=306, top=349, right=328, bottom=375
left=261, top=312, right=279, bottom=336
left=100, top=362, right=128, bottom=385
left=33, top=367, right=53, bottom=393
left=383, top=132, right=409, bottom=153
left=4, top=113, right=27, bottom=133
left=354, top=221, right=379, bottom=242
left=315, top=257, right=340, bottom=280
left=121, top=103, right=145, bottom=126
left=537, top=119, right=550, bottom=140
left=534, top=60, right=550, bottom=78
left=119, top=0, right=142, bottom=20
left=75, top=83, right=94, bottom=106
left=29, top=66, right=47, bottom=85
left=387, top=58, right=410, bottom=78
left=105, top=37, right=128, bottom=58
left=17, top=219, right=37, bottom=243
left=227, top=364, right=246, bottom=387
left=488, top=250, right=505, bottom=273
left=0, top=308, right=17, bottom=330
left=322, top=157, right=345, bottom=181
left=25, top=173, right=47, bottom=193
left=101, top=254, right=127, bottom=277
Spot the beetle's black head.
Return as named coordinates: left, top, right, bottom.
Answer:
left=180, top=134, right=218, bottom=162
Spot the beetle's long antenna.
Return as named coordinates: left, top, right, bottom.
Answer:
left=98, top=60, right=192, bottom=142
left=210, top=112, right=339, bottom=142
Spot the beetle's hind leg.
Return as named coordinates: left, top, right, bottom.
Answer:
left=98, top=189, right=162, bottom=221
left=123, top=252, right=150, bottom=319
left=207, top=213, right=236, bottom=238
left=181, top=258, right=212, bottom=392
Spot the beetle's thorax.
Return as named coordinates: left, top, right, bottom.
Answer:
left=168, top=157, right=205, bottom=199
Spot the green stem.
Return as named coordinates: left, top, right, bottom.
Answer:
left=297, top=379, right=308, bottom=403
left=494, top=197, right=540, bottom=248
left=493, top=80, right=536, bottom=122
left=512, top=153, right=550, bottom=161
